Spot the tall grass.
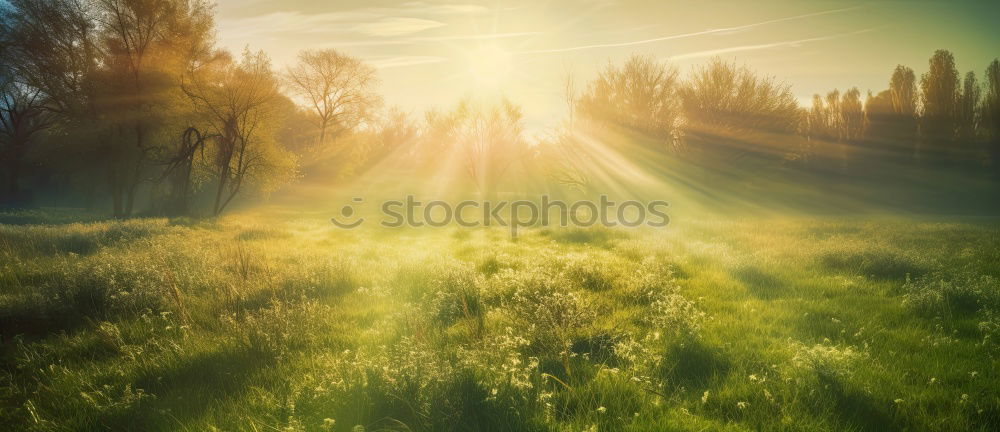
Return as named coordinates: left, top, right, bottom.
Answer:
left=1, top=214, right=998, bottom=431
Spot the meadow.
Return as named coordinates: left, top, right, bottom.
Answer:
left=1, top=209, right=998, bottom=431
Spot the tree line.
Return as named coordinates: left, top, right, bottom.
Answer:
left=2, top=0, right=999, bottom=216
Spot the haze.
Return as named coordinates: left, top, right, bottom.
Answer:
left=214, top=0, right=1000, bottom=131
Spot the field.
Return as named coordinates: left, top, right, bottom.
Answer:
left=1, top=210, right=999, bottom=431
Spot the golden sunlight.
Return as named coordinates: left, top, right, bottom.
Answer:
left=463, top=43, right=515, bottom=93
left=3, top=1, right=1000, bottom=431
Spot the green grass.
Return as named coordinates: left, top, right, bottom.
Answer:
left=1, top=211, right=999, bottom=431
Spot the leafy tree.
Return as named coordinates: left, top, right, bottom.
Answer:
left=864, top=89, right=903, bottom=166
left=96, top=0, right=218, bottom=217
left=956, top=71, right=981, bottom=163
left=285, top=49, right=381, bottom=145
left=807, top=89, right=863, bottom=172
left=985, top=59, right=1000, bottom=173
left=920, top=50, right=960, bottom=162
left=875, top=65, right=920, bottom=161
left=2, top=0, right=104, bottom=208
left=183, top=49, right=296, bottom=216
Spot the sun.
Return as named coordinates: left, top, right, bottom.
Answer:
left=464, top=43, right=514, bottom=92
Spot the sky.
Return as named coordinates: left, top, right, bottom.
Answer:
left=213, top=0, right=1000, bottom=132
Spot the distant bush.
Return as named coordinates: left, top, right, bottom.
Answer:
left=0, top=219, right=169, bottom=257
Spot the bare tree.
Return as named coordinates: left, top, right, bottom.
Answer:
left=577, top=55, right=681, bottom=150
left=0, top=62, right=52, bottom=205
left=681, top=58, right=799, bottom=162
left=285, top=49, right=380, bottom=144
left=427, top=99, right=529, bottom=199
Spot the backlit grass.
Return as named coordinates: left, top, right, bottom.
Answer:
left=1, top=211, right=998, bottom=431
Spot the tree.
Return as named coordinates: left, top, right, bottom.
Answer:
left=576, top=55, right=681, bottom=150
left=3, top=0, right=216, bottom=216
left=840, top=88, right=864, bottom=169
left=806, top=89, right=863, bottom=172
left=984, top=59, right=1000, bottom=174
left=426, top=99, right=528, bottom=199
left=0, top=21, right=53, bottom=206
left=681, top=58, right=800, bottom=163
left=96, top=0, right=217, bottom=217
left=890, top=66, right=918, bottom=117
left=920, top=50, right=960, bottom=162
left=957, top=71, right=981, bottom=164
left=285, top=49, right=380, bottom=145
left=0, top=76, right=51, bottom=207
left=883, top=65, right=920, bottom=161
left=183, top=49, right=296, bottom=216
left=864, top=89, right=901, bottom=166
left=2, top=0, right=103, bottom=208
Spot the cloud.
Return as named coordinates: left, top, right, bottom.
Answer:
left=219, top=2, right=495, bottom=40
left=353, top=17, right=446, bottom=36
left=366, top=55, right=449, bottom=69
left=399, top=2, right=491, bottom=15
left=520, top=5, right=865, bottom=55
left=667, top=28, right=877, bottom=61
left=412, top=31, right=540, bottom=42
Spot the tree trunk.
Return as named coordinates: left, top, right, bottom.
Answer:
left=109, top=163, right=125, bottom=219
left=213, top=166, right=229, bottom=217
left=2, top=163, right=18, bottom=206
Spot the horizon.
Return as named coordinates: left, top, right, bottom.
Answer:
left=215, top=0, right=1000, bottom=131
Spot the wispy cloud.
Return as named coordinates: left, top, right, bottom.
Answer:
left=312, top=32, right=540, bottom=50
left=353, top=17, right=446, bottom=36
left=519, top=5, right=864, bottom=55
left=366, top=55, right=449, bottom=69
left=219, top=2, right=494, bottom=41
left=667, top=28, right=877, bottom=61
left=399, top=2, right=491, bottom=15
left=412, top=31, right=540, bottom=42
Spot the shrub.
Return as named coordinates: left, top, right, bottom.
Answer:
left=427, top=265, right=483, bottom=327
left=902, top=272, right=998, bottom=320
left=502, top=271, right=597, bottom=356
left=788, top=342, right=861, bottom=381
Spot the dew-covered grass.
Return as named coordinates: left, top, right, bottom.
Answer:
left=1, top=211, right=998, bottom=431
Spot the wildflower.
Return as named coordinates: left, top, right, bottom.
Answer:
left=321, top=418, right=336, bottom=431
left=597, top=406, right=607, bottom=414
left=701, top=391, right=709, bottom=404
left=894, top=399, right=904, bottom=404
left=737, top=401, right=749, bottom=410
